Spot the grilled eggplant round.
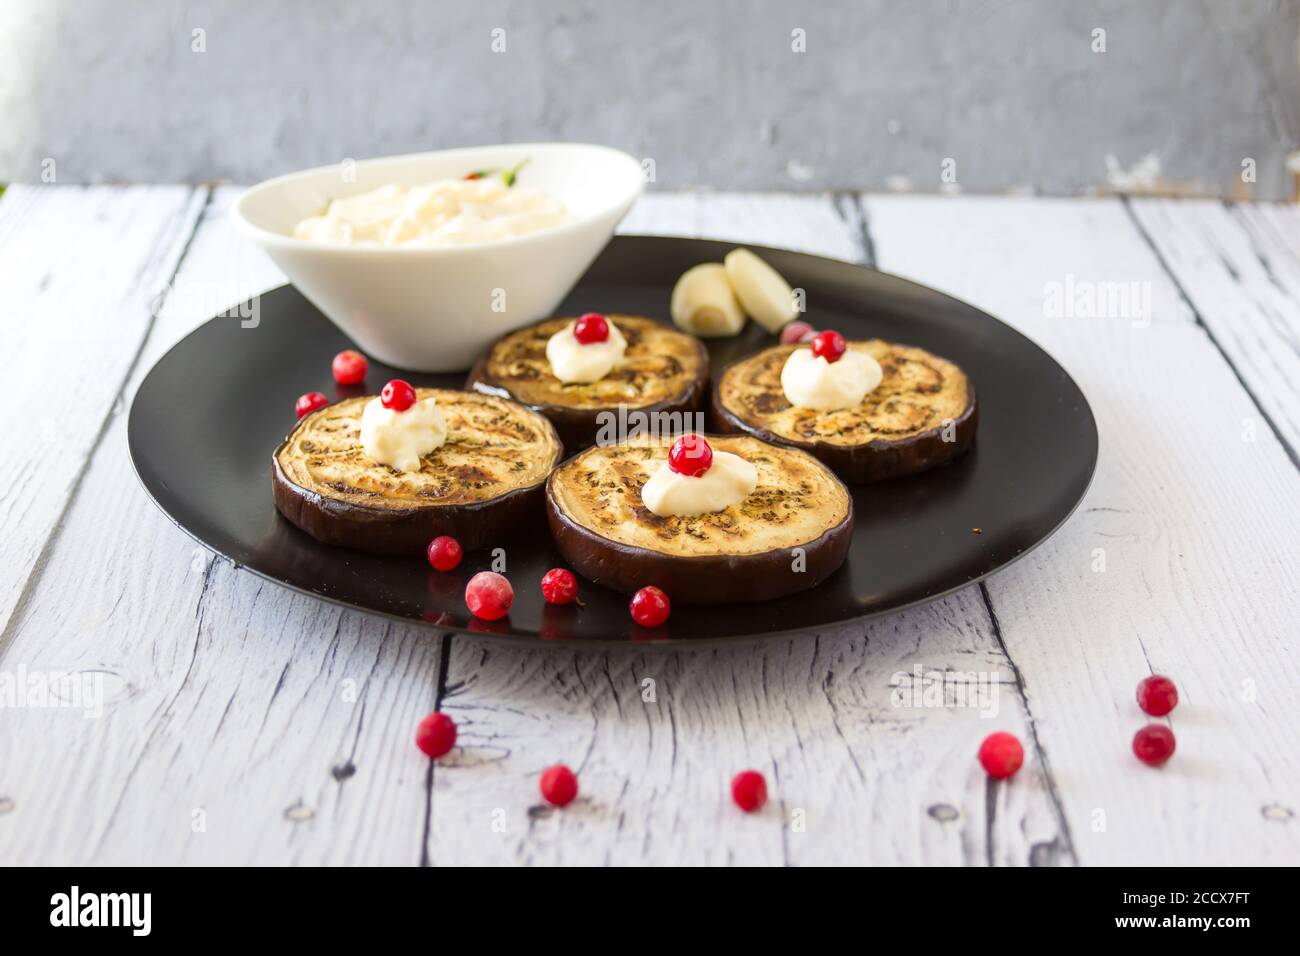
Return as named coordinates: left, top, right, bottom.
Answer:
left=273, top=388, right=562, bottom=556
left=546, top=434, right=853, bottom=605
left=466, top=314, right=709, bottom=452
left=713, top=339, right=977, bottom=484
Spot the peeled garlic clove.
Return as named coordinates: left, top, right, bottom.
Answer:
left=670, top=263, right=747, bottom=337
left=724, top=248, right=798, bottom=333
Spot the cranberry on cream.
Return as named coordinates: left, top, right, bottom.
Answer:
left=780, top=333, right=882, bottom=411
left=546, top=313, right=628, bottom=384
left=641, top=436, right=757, bottom=518
left=360, top=384, right=447, bottom=472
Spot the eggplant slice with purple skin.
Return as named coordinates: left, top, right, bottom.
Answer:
left=273, top=388, right=561, bottom=556
left=466, top=314, right=709, bottom=452
left=546, top=434, right=853, bottom=605
left=713, top=339, right=978, bottom=484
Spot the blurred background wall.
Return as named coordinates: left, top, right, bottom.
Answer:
left=3, top=0, right=1298, bottom=197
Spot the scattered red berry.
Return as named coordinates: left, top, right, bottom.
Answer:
left=1137, top=675, right=1178, bottom=717
left=295, top=391, right=329, bottom=419
left=668, top=434, right=713, bottom=477
left=427, top=535, right=463, bottom=573
left=541, top=568, right=579, bottom=605
left=731, top=770, right=768, bottom=812
left=780, top=321, right=814, bottom=344
left=381, top=379, right=417, bottom=411
left=978, top=732, right=1024, bottom=779
left=465, top=571, right=513, bottom=621
left=810, top=329, right=847, bottom=363
left=1133, top=724, right=1176, bottom=767
left=629, top=586, right=671, bottom=628
left=572, top=312, right=610, bottom=344
left=331, top=349, right=368, bottom=385
left=539, top=764, right=578, bottom=807
left=415, top=711, right=457, bottom=759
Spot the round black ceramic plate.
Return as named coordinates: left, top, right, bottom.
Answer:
left=129, top=236, right=1097, bottom=646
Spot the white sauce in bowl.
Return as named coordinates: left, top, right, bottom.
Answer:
left=294, top=178, right=569, bottom=247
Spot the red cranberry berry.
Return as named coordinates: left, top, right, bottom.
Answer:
left=572, top=312, right=610, bottom=344
left=380, top=379, right=417, bottom=411
left=668, top=434, right=713, bottom=477
left=539, top=764, right=579, bottom=807
left=978, top=732, right=1025, bottom=779
left=1137, top=675, right=1178, bottom=717
left=541, top=568, right=579, bottom=605
left=465, top=571, right=513, bottom=621
left=427, top=536, right=463, bottom=573
left=731, top=770, right=768, bottom=812
left=810, top=329, right=847, bottom=363
left=415, top=711, right=457, bottom=759
left=780, top=321, right=815, bottom=344
left=629, top=586, right=671, bottom=628
left=295, top=392, right=329, bottom=419
left=1132, top=725, right=1176, bottom=767
left=331, top=349, right=368, bottom=385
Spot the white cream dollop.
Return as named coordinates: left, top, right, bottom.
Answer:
left=545, top=320, right=628, bottom=384
left=641, top=451, right=758, bottom=518
left=359, top=395, right=447, bottom=472
left=780, top=347, right=882, bottom=411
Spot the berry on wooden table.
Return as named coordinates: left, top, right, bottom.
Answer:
left=427, top=536, right=463, bottom=573
left=978, top=732, right=1024, bottom=779
left=1132, top=725, right=1176, bottom=766
left=541, top=568, right=578, bottom=605
left=731, top=770, right=768, bottom=812
left=1137, top=675, right=1178, bottom=717
left=380, top=378, right=417, bottom=411
left=295, top=392, right=329, bottom=419
left=415, top=711, right=457, bottom=759
left=629, top=586, right=671, bottom=628
left=331, top=349, right=368, bottom=385
left=539, top=764, right=578, bottom=806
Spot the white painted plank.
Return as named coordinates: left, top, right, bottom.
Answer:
left=0, top=185, right=441, bottom=865
left=864, top=194, right=1300, bottom=864
left=0, top=185, right=204, bottom=639
left=427, top=193, right=1072, bottom=866
left=1128, top=198, right=1300, bottom=460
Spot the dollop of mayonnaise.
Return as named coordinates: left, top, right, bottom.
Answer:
left=294, top=178, right=569, bottom=247
left=780, top=347, right=882, bottom=411
left=359, top=395, right=447, bottom=472
left=641, top=451, right=758, bottom=518
left=545, top=320, right=628, bottom=384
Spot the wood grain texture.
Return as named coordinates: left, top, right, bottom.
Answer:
left=864, top=194, right=1300, bottom=865
left=1128, top=198, right=1300, bottom=464
left=4, top=187, right=1294, bottom=865
left=0, top=186, right=442, bottom=865
left=0, top=185, right=204, bottom=642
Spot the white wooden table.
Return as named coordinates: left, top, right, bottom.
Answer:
left=2, top=186, right=1298, bottom=866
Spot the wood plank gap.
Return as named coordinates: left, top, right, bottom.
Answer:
left=832, top=192, right=877, bottom=268
left=419, top=632, right=454, bottom=867
left=1122, top=196, right=1300, bottom=471
left=0, top=185, right=212, bottom=663
left=978, top=582, right=1078, bottom=866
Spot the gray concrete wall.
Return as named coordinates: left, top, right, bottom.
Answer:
left=4, top=0, right=1299, bottom=197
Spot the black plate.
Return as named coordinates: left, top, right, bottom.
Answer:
left=129, top=236, right=1097, bottom=645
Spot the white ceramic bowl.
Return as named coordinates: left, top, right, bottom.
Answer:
left=232, top=143, right=644, bottom=371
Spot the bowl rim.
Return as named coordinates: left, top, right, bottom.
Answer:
left=230, top=142, right=645, bottom=258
